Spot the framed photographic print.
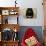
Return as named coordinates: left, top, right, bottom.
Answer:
left=21, top=8, right=37, bottom=19
left=26, top=8, right=37, bottom=18
left=2, top=10, right=9, bottom=15
left=26, top=8, right=34, bottom=18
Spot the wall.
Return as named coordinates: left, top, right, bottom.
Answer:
left=18, top=0, right=44, bottom=26
left=0, top=0, right=44, bottom=26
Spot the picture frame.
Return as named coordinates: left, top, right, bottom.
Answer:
left=26, top=8, right=37, bottom=18
left=21, top=8, right=37, bottom=19
left=2, top=10, right=9, bottom=15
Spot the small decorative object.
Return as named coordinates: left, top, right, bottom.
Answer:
left=2, top=16, right=8, bottom=24
left=0, top=15, right=1, bottom=24
left=9, top=10, right=18, bottom=15
left=14, top=28, right=17, bottom=32
left=15, top=0, right=17, bottom=7
left=13, top=32, right=18, bottom=41
left=10, top=10, right=14, bottom=15
left=0, top=10, right=2, bottom=15
left=13, top=28, right=18, bottom=40
left=5, top=18, right=8, bottom=24
left=2, top=10, right=9, bottom=15
left=26, top=8, right=34, bottom=18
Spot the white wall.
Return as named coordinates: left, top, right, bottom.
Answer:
left=0, top=0, right=44, bottom=26
left=18, top=0, right=44, bottom=26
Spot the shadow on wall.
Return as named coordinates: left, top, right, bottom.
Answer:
left=18, top=26, right=44, bottom=44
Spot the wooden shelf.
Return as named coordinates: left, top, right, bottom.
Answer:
left=0, top=7, right=19, bottom=24
left=2, top=40, right=19, bottom=42
left=0, top=7, right=19, bottom=46
left=0, top=7, right=19, bottom=10
left=0, top=40, right=19, bottom=46
left=0, top=24, right=20, bottom=32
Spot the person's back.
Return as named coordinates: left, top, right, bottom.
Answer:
left=21, top=28, right=41, bottom=46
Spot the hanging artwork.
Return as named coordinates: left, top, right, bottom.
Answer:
left=26, top=8, right=33, bottom=18
left=2, top=10, right=9, bottom=15
left=26, top=8, right=37, bottom=18
left=20, top=8, right=37, bottom=19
